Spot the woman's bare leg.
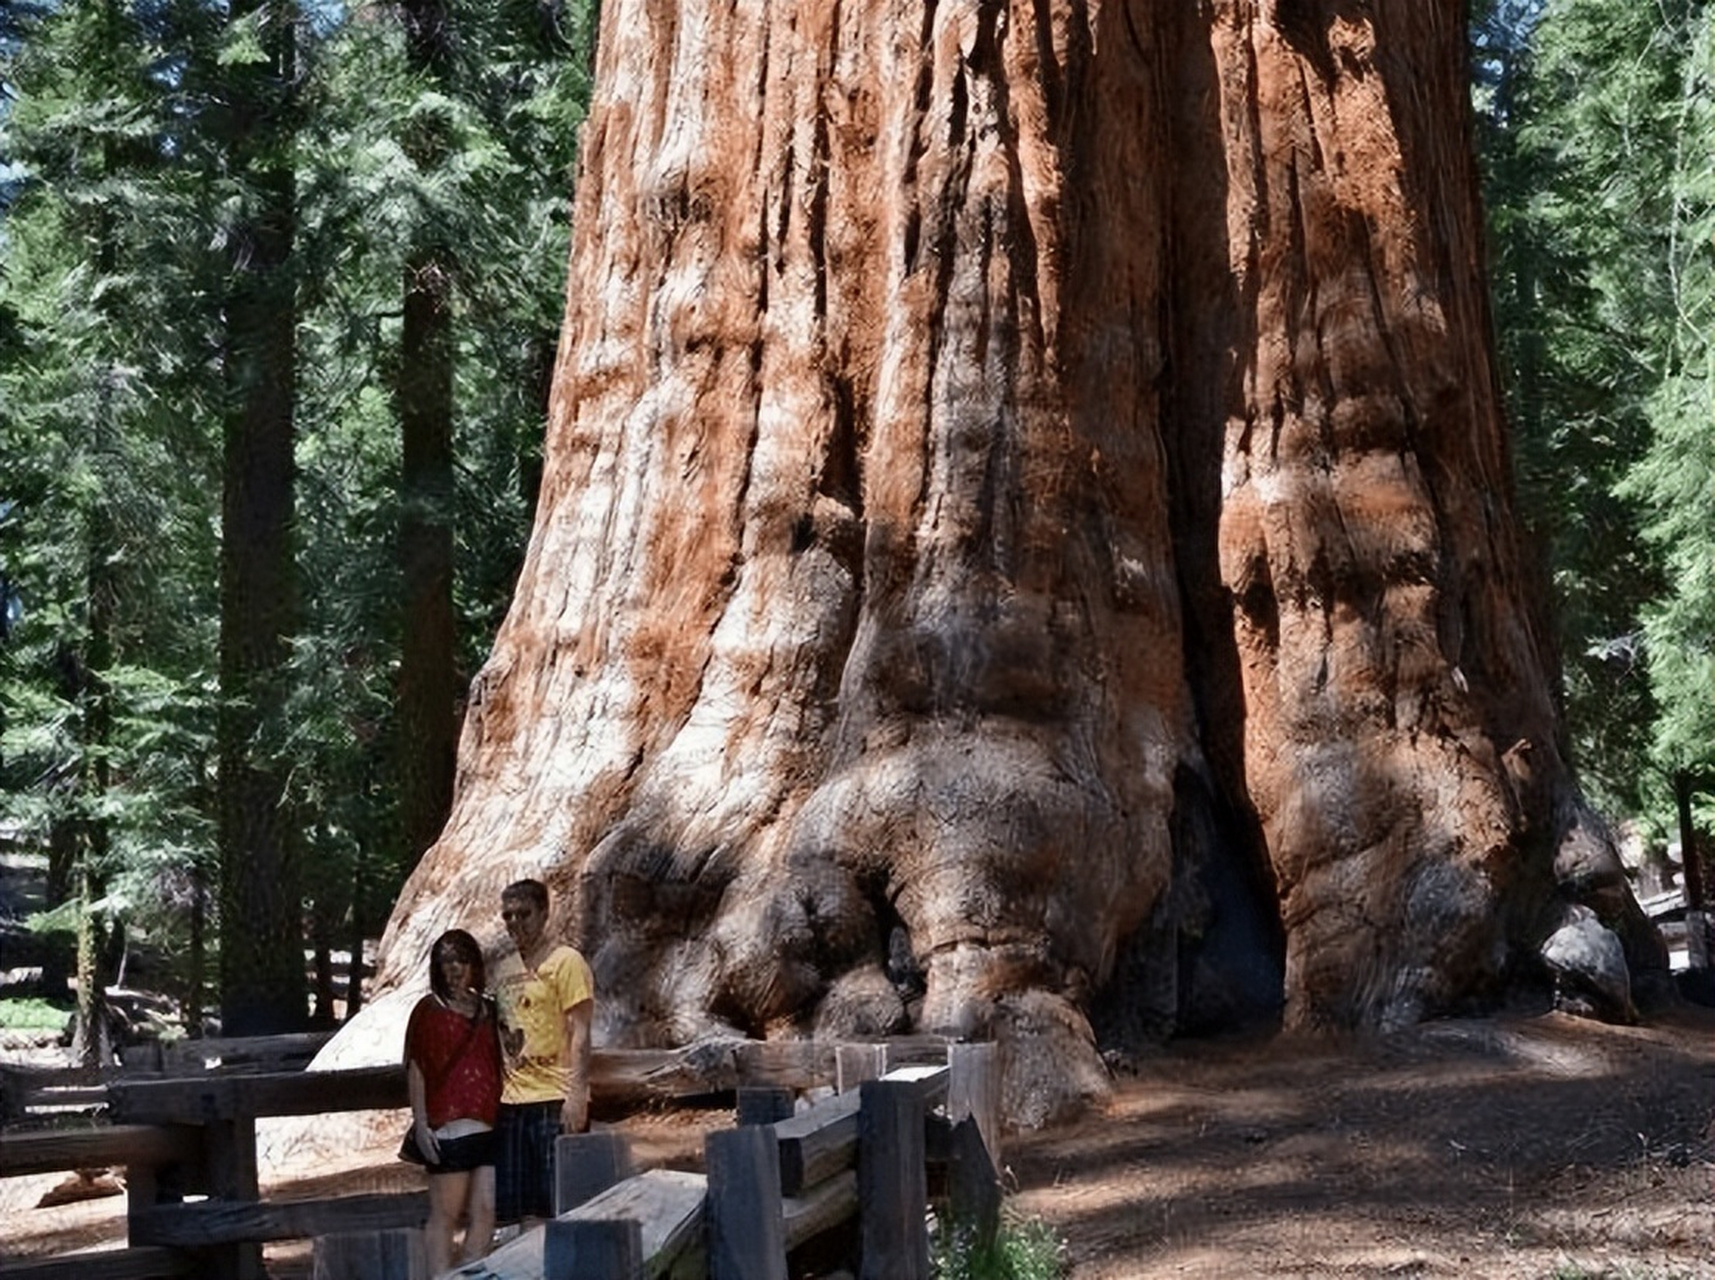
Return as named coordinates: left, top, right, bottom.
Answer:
left=462, top=1165, right=497, bottom=1261
left=426, top=1170, right=471, bottom=1276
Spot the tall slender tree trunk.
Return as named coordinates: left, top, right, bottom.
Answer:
left=71, top=427, right=117, bottom=1068
left=217, top=0, right=304, bottom=1036
left=353, top=0, right=1667, bottom=1124
left=395, top=0, right=459, bottom=871
left=70, top=29, right=125, bottom=1063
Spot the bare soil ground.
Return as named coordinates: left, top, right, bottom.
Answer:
left=1007, top=1006, right=1715, bottom=1278
left=5, top=1006, right=1713, bottom=1278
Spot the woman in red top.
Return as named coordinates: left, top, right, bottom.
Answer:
left=404, top=929, right=503, bottom=1272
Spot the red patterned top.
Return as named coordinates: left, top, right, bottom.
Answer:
left=405, top=994, right=502, bottom=1129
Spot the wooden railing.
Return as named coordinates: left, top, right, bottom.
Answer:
left=452, top=1042, right=1001, bottom=1280
left=2, top=1037, right=999, bottom=1280
left=0, top=1031, right=336, bottom=1122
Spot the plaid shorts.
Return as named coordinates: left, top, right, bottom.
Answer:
left=495, top=1100, right=561, bottom=1223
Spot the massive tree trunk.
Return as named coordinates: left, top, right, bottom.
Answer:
left=353, top=0, right=1666, bottom=1123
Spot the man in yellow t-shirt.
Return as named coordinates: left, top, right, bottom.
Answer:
left=492, top=878, right=594, bottom=1226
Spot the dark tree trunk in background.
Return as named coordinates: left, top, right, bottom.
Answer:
left=349, top=0, right=1667, bottom=1124
left=395, top=0, right=459, bottom=871
left=216, top=0, right=305, bottom=1037
left=70, top=45, right=126, bottom=1062
left=71, top=446, right=117, bottom=1068
left=1675, top=772, right=1704, bottom=913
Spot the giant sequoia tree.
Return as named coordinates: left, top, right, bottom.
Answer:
left=350, top=0, right=1666, bottom=1122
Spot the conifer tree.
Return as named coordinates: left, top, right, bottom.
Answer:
left=1, top=0, right=222, bottom=1042
left=1480, top=0, right=1714, bottom=861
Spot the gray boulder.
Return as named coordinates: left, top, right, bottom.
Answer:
left=1540, top=905, right=1636, bottom=1024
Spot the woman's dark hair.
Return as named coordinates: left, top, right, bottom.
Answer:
left=428, top=929, right=486, bottom=1001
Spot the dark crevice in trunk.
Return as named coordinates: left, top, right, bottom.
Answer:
left=1156, top=3, right=1285, bottom=1022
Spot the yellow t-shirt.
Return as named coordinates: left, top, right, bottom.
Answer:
left=492, top=944, right=594, bottom=1105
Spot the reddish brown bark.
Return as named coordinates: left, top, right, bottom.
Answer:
left=351, top=0, right=1665, bottom=1123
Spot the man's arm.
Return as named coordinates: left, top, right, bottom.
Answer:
left=560, top=997, right=593, bottom=1133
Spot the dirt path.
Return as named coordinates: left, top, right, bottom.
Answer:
left=6, top=1007, right=1713, bottom=1278
left=1006, top=1007, right=1715, bottom=1278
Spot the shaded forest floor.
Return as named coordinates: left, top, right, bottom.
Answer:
left=6, top=1005, right=1713, bottom=1277
left=1006, top=1007, right=1715, bottom=1278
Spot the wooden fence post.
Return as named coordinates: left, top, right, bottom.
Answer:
left=544, top=1216, right=644, bottom=1280
left=944, top=1115, right=1001, bottom=1251
left=205, top=1114, right=263, bottom=1280
left=857, top=1077, right=929, bottom=1280
left=836, top=1043, right=888, bottom=1094
left=946, top=1042, right=1000, bottom=1166
left=736, top=1085, right=796, bottom=1126
left=555, top=1130, right=632, bottom=1216
left=706, top=1125, right=788, bottom=1280
left=311, top=1228, right=425, bottom=1279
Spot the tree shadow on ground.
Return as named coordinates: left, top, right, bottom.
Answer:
left=1005, top=1008, right=1715, bottom=1277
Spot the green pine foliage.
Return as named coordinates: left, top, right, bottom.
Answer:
left=933, top=1214, right=1067, bottom=1280
left=2, top=0, right=593, bottom=1026
left=1, top=0, right=223, bottom=1017
left=1479, top=0, right=1715, bottom=835
left=1616, top=8, right=1715, bottom=800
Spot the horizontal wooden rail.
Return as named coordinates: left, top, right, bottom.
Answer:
left=2, top=1033, right=340, bottom=1123
left=781, top=1168, right=857, bottom=1251
left=107, top=1065, right=405, bottom=1124
left=0, top=1245, right=196, bottom=1280
left=6, top=1036, right=960, bottom=1130
left=0, top=1123, right=200, bottom=1177
left=4, top=1037, right=991, bottom=1280
left=131, top=1190, right=426, bottom=1248
left=121, top=1031, right=335, bottom=1074
left=774, top=1088, right=860, bottom=1195
left=467, top=1170, right=706, bottom=1280
left=773, top=1065, right=947, bottom=1195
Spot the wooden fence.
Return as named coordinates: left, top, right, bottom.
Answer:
left=0, top=1032, right=336, bottom=1123
left=1, top=1037, right=1000, bottom=1280
left=438, top=1043, right=1000, bottom=1280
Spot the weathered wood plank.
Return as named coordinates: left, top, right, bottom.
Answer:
left=883, top=1064, right=948, bottom=1110
left=130, top=1191, right=428, bottom=1247
left=876, top=1035, right=955, bottom=1068
left=780, top=1169, right=857, bottom=1252
left=19, top=1038, right=904, bottom=1129
left=571, top=1169, right=706, bottom=1275
left=553, top=1130, right=631, bottom=1216
left=0, top=1246, right=196, bottom=1280
left=835, top=1044, right=887, bottom=1094
left=772, top=1063, right=947, bottom=1197
left=125, top=1031, right=335, bottom=1075
left=858, top=1078, right=929, bottom=1280
left=734, top=1086, right=795, bottom=1126
left=947, top=1043, right=1000, bottom=1165
left=706, top=1126, right=785, bottom=1280
left=772, top=1087, right=861, bottom=1196
left=108, top=1067, right=406, bottom=1124
left=542, top=1219, right=641, bottom=1280
left=943, top=1115, right=1001, bottom=1249
left=201, top=1115, right=263, bottom=1280
left=0, top=1123, right=200, bottom=1178
left=452, top=1170, right=707, bottom=1280
left=311, top=1228, right=426, bottom=1280
left=592, top=1039, right=832, bottom=1107
left=0, top=1065, right=115, bottom=1119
